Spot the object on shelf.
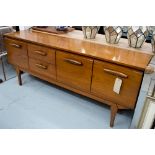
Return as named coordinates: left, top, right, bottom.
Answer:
left=56, top=26, right=68, bottom=31
left=147, top=26, right=155, bottom=53
left=151, top=32, right=155, bottom=53
left=147, top=26, right=155, bottom=34
left=36, top=26, right=48, bottom=28
left=82, top=26, right=100, bottom=39
left=127, top=26, right=148, bottom=48
left=31, top=26, right=74, bottom=34
left=104, top=26, right=122, bottom=44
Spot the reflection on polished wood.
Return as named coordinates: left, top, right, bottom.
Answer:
left=4, top=30, right=154, bottom=127
left=4, top=30, right=153, bottom=71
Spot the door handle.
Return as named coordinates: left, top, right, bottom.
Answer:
left=35, top=63, right=47, bottom=69
left=64, top=58, right=83, bottom=66
left=34, top=50, right=47, bottom=56
left=104, top=68, right=128, bottom=78
left=10, top=43, right=21, bottom=48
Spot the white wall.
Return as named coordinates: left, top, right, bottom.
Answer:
left=19, top=26, right=31, bottom=30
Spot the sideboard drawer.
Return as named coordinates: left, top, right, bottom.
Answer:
left=28, top=44, right=55, bottom=64
left=56, top=51, right=93, bottom=92
left=29, top=58, right=56, bottom=79
left=91, top=60, right=143, bottom=108
left=4, top=38, right=28, bottom=69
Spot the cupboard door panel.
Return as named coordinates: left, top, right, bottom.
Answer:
left=91, top=60, right=143, bottom=109
left=56, top=51, right=93, bottom=92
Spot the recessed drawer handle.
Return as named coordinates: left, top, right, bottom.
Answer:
left=35, top=63, right=47, bottom=69
left=64, top=58, right=83, bottom=66
left=104, top=68, right=128, bottom=78
left=34, top=50, right=47, bottom=56
left=10, top=43, right=21, bottom=48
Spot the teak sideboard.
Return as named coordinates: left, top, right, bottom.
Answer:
left=4, top=30, right=153, bottom=127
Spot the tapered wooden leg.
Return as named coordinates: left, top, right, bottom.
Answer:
left=110, top=104, right=118, bottom=127
left=16, top=67, right=22, bottom=85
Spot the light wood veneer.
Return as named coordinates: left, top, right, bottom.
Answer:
left=91, top=60, right=143, bottom=109
left=4, top=30, right=153, bottom=127
left=56, top=51, right=93, bottom=92
left=5, top=38, right=28, bottom=69
left=4, top=30, right=153, bottom=70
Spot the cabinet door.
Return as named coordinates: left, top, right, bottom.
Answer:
left=91, top=60, right=143, bottom=109
left=56, top=51, right=93, bottom=92
left=4, top=38, right=28, bottom=69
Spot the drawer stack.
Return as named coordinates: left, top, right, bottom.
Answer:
left=28, top=44, right=56, bottom=80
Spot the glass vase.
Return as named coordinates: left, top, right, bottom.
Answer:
left=82, top=26, right=100, bottom=39
left=104, top=26, right=122, bottom=44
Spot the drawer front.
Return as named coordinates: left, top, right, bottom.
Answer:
left=91, top=60, right=143, bottom=109
left=4, top=38, right=28, bottom=69
left=29, top=58, right=56, bottom=79
left=28, top=44, right=55, bottom=64
left=56, top=51, right=93, bottom=92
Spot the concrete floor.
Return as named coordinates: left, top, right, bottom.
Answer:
left=0, top=72, right=133, bottom=129
left=0, top=55, right=16, bottom=81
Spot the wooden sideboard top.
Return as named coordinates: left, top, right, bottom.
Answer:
left=4, top=29, right=154, bottom=71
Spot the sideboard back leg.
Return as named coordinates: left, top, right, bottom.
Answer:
left=16, top=67, right=22, bottom=86
left=110, top=104, right=118, bottom=127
